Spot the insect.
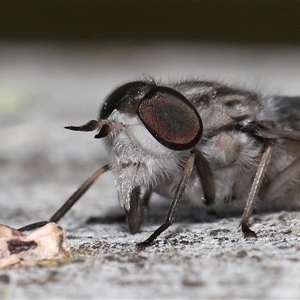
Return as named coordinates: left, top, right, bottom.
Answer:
left=20, top=79, right=300, bottom=247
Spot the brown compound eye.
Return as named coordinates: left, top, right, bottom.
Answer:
left=137, top=86, right=203, bottom=151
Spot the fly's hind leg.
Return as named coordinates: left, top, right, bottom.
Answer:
left=241, top=139, right=275, bottom=238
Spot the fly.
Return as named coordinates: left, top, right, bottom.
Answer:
left=19, top=79, right=300, bottom=247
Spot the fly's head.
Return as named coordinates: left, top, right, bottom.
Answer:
left=65, top=80, right=203, bottom=232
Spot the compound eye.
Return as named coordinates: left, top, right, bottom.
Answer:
left=137, top=87, right=203, bottom=151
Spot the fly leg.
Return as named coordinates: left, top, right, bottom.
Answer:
left=137, top=151, right=196, bottom=248
left=194, top=148, right=215, bottom=206
left=19, top=165, right=110, bottom=232
left=241, top=140, right=275, bottom=238
left=125, top=187, right=152, bottom=234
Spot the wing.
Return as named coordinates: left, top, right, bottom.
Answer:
left=256, top=96, right=300, bottom=140
left=172, top=80, right=300, bottom=141
left=173, top=80, right=261, bottom=135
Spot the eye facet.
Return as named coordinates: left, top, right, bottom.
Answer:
left=137, top=87, right=203, bottom=151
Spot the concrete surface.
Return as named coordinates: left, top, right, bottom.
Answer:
left=0, top=42, right=300, bottom=299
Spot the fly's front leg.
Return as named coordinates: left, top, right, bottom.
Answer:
left=19, top=165, right=110, bottom=232
left=241, top=139, right=275, bottom=238
left=125, top=187, right=152, bottom=234
left=137, top=151, right=196, bottom=249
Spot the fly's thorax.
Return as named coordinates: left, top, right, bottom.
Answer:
left=197, top=130, right=264, bottom=206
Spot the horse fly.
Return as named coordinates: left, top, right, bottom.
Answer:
left=20, top=79, right=300, bottom=248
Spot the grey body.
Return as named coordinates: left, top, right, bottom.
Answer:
left=104, top=80, right=300, bottom=215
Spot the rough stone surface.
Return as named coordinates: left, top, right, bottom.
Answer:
left=1, top=42, right=300, bottom=299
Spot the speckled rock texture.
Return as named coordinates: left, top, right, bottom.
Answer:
left=0, top=43, right=300, bottom=299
